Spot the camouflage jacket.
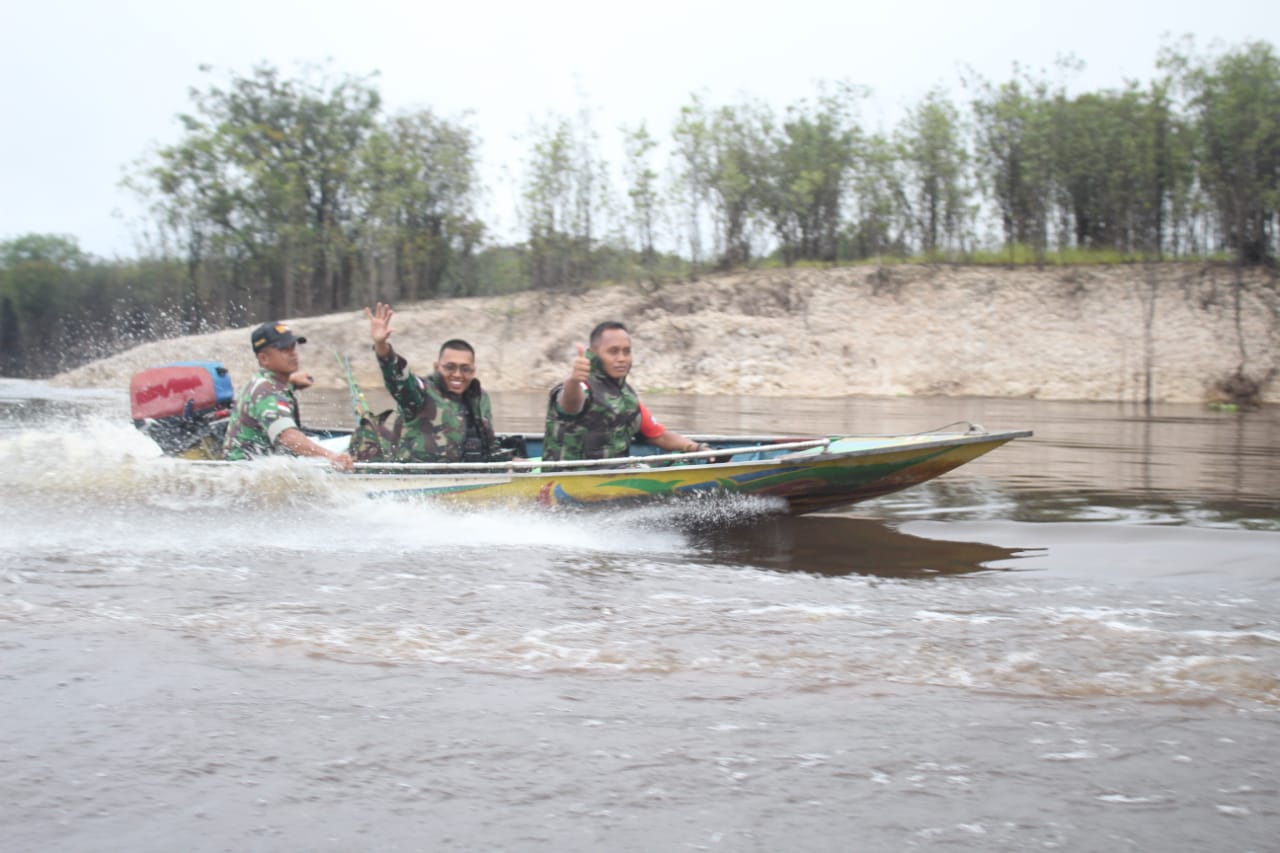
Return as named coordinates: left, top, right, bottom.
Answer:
left=371, top=347, right=501, bottom=463
left=222, top=369, right=300, bottom=460
left=542, top=353, right=641, bottom=461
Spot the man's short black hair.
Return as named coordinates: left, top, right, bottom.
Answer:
left=589, top=321, right=628, bottom=347
left=438, top=338, right=475, bottom=358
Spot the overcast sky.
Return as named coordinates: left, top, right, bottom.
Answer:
left=2, top=0, right=1275, bottom=258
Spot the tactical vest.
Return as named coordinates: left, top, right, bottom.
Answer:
left=373, top=350, right=500, bottom=463
left=542, top=357, right=641, bottom=461
left=408, top=374, right=499, bottom=463
left=459, top=407, right=486, bottom=463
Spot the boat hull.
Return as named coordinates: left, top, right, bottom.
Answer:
left=327, top=431, right=1031, bottom=516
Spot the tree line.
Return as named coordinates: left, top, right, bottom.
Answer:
left=2, top=38, right=1278, bottom=378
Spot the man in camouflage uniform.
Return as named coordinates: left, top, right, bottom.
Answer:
left=223, top=322, right=354, bottom=471
left=358, top=302, right=506, bottom=463
left=543, top=321, right=707, bottom=462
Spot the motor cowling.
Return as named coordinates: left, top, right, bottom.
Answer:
left=130, top=362, right=234, bottom=457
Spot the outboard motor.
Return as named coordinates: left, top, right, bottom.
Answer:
left=130, top=361, right=234, bottom=458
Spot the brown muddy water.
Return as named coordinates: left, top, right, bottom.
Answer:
left=1, top=381, right=1277, bottom=852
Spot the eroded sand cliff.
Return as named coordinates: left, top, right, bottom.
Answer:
left=55, top=264, right=1279, bottom=405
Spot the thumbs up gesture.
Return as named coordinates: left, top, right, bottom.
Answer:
left=557, top=343, right=591, bottom=415
left=569, top=343, right=590, bottom=385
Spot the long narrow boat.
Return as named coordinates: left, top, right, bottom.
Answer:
left=302, top=426, right=1032, bottom=515
left=130, top=360, right=1031, bottom=516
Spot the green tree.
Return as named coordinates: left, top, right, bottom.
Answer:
left=519, top=109, right=608, bottom=290
left=1053, top=88, right=1145, bottom=252
left=844, top=134, right=909, bottom=260
left=0, top=294, right=21, bottom=376
left=621, top=122, right=662, bottom=271
left=670, top=96, right=714, bottom=271
left=897, top=88, right=970, bottom=257
left=354, top=109, right=484, bottom=302
left=1143, top=78, right=1198, bottom=257
left=763, top=83, right=864, bottom=264
left=673, top=97, right=772, bottom=269
left=969, top=67, right=1059, bottom=258
left=1174, top=41, right=1280, bottom=264
left=0, top=235, right=89, bottom=375
left=133, top=63, right=381, bottom=322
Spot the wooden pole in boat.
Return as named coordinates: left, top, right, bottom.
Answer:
left=337, top=353, right=373, bottom=422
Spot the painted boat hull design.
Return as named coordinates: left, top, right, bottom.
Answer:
left=315, top=429, right=1033, bottom=516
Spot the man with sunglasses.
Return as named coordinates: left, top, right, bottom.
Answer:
left=362, top=302, right=505, bottom=463
left=223, top=321, right=354, bottom=470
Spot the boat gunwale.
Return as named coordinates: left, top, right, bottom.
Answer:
left=179, top=429, right=1033, bottom=478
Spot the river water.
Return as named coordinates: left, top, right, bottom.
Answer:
left=1, top=381, right=1277, bottom=852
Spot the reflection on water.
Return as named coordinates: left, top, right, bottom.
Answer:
left=873, top=478, right=1280, bottom=531
left=691, top=515, right=1036, bottom=577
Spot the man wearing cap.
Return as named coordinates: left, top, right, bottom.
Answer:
left=222, top=321, right=354, bottom=471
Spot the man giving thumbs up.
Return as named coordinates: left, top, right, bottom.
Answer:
left=542, top=321, right=708, bottom=462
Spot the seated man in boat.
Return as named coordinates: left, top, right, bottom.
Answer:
left=543, top=321, right=709, bottom=462
left=359, top=302, right=507, bottom=463
left=223, top=322, right=354, bottom=470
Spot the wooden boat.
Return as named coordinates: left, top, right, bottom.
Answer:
left=130, top=360, right=1031, bottom=516
left=302, top=426, right=1032, bottom=516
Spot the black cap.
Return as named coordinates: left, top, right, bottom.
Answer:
left=251, top=322, right=308, bottom=353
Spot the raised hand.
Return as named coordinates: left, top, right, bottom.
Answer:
left=365, top=303, right=394, bottom=356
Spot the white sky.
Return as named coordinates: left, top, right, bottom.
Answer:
left=2, top=0, right=1275, bottom=258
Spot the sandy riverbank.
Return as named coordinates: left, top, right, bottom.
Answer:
left=54, top=264, right=1279, bottom=404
